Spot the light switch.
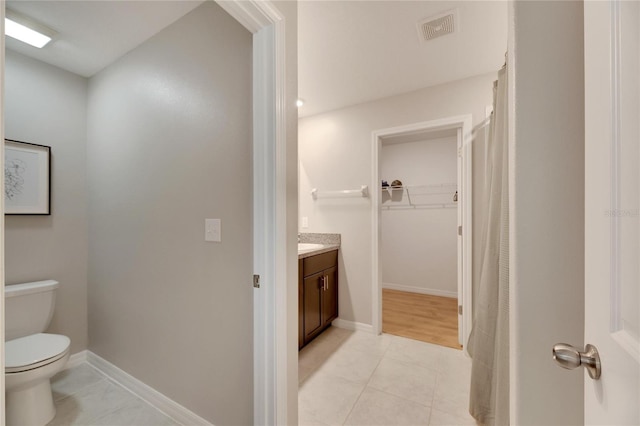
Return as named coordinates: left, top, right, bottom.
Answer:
left=301, top=216, right=309, bottom=228
left=205, top=219, right=221, bottom=242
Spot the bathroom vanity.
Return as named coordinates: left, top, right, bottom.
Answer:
left=298, top=235, right=340, bottom=349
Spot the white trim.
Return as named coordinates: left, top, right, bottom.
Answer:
left=252, top=25, right=277, bottom=426
left=64, top=350, right=88, bottom=370
left=608, top=0, right=624, bottom=337
left=371, top=115, right=473, bottom=353
left=0, top=5, right=5, bottom=424
left=212, top=1, right=288, bottom=425
left=608, top=0, right=640, bottom=363
left=612, top=330, right=640, bottom=363
left=382, top=282, right=458, bottom=299
left=332, top=318, right=374, bottom=334
left=506, top=2, right=516, bottom=422
left=461, top=114, right=473, bottom=350
left=87, top=352, right=212, bottom=426
left=456, top=127, right=463, bottom=345
left=372, top=129, right=383, bottom=336
left=215, top=1, right=273, bottom=33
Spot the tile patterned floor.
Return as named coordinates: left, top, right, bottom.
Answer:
left=298, top=327, right=478, bottom=426
left=47, top=363, right=179, bottom=426
left=45, top=330, right=474, bottom=426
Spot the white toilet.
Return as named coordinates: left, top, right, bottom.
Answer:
left=5, top=280, right=71, bottom=426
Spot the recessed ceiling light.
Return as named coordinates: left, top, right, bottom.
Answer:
left=296, top=99, right=305, bottom=108
left=5, top=10, right=56, bottom=48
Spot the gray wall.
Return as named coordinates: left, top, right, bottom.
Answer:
left=86, top=3, right=253, bottom=424
left=4, top=50, right=88, bottom=354
left=510, top=1, right=585, bottom=424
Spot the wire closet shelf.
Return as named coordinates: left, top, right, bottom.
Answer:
left=381, top=182, right=458, bottom=210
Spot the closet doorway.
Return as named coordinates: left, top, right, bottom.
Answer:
left=371, top=115, right=472, bottom=352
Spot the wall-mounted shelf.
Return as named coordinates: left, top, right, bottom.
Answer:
left=312, top=185, right=369, bottom=200
left=381, top=183, right=457, bottom=209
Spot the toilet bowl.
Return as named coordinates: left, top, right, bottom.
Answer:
left=5, top=281, right=71, bottom=426
left=6, top=333, right=71, bottom=426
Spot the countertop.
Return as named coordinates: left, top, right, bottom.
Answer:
left=298, top=243, right=340, bottom=259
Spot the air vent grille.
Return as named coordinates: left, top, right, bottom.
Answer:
left=417, top=11, right=456, bottom=42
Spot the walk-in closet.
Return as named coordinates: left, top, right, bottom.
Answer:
left=380, top=129, right=460, bottom=349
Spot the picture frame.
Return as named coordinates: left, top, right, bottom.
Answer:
left=4, top=139, right=51, bottom=215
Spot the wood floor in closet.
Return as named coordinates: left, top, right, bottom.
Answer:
left=382, top=288, right=462, bottom=350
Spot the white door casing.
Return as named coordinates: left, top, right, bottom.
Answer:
left=584, top=1, right=640, bottom=423
left=371, top=115, right=473, bottom=350
left=215, top=2, right=289, bottom=425
left=457, top=127, right=464, bottom=345
left=0, top=4, right=5, bottom=426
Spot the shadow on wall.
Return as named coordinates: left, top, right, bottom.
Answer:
left=337, top=251, right=353, bottom=325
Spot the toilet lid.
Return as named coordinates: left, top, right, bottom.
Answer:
left=6, top=333, right=70, bottom=372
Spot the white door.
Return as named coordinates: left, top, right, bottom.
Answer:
left=583, top=0, right=640, bottom=423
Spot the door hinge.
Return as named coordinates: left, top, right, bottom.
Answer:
left=458, top=305, right=463, bottom=315
left=253, top=274, right=260, bottom=288
left=458, top=225, right=462, bottom=236
left=457, top=147, right=462, bottom=157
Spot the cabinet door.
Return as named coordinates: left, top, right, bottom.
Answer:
left=322, top=266, right=338, bottom=327
left=303, top=271, right=324, bottom=340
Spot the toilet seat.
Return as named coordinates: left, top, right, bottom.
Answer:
left=5, top=333, right=71, bottom=374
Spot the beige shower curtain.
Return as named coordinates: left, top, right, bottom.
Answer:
left=467, top=64, right=509, bottom=425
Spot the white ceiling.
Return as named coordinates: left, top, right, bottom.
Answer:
left=298, top=1, right=508, bottom=117
left=5, top=1, right=507, bottom=114
left=5, top=0, right=204, bottom=77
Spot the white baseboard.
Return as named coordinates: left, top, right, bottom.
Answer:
left=86, top=351, right=212, bottom=426
left=332, top=318, right=374, bottom=334
left=65, top=350, right=88, bottom=370
left=382, top=282, right=457, bottom=299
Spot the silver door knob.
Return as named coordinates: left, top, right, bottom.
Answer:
left=552, top=343, right=601, bottom=380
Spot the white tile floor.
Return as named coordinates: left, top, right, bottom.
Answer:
left=45, top=330, right=474, bottom=426
left=298, top=327, right=478, bottom=426
left=47, top=363, right=179, bottom=426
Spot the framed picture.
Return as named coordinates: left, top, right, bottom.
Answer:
left=4, top=139, right=51, bottom=215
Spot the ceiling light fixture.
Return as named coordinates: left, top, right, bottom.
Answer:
left=296, top=99, right=305, bottom=108
left=5, top=10, right=56, bottom=48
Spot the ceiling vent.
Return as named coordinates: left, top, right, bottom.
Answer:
left=417, top=9, right=457, bottom=42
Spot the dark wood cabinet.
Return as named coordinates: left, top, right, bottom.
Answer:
left=299, top=250, right=338, bottom=349
left=303, top=271, right=324, bottom=339
left=321, top=266, right=338, bottom=328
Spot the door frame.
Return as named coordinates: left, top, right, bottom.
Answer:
left=0, top=6, right=5, bottom=425
left=371, top=115, right=473, bottom=350
left=215, top=1, right=290, bottom=425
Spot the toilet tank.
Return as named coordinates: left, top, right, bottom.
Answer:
left=5, top=280, right=59, bottom=341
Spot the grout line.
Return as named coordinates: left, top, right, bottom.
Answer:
left=298, top=335, right=344, bottom=385
left=339, top=335, right=392, bottom=425
left=427, top=347, right=451, bottom=425
left=300, top=328, right=473, bottom=426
